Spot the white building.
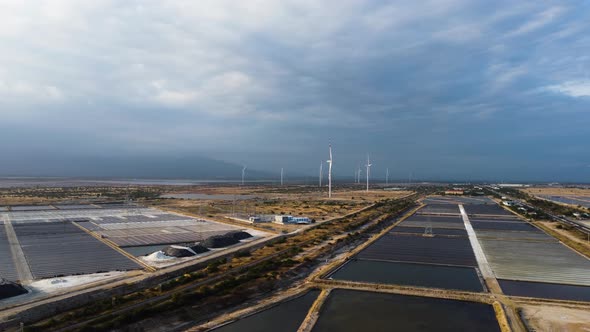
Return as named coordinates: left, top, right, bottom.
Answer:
left=248, top=216, right=262, bottom=223
left=274, top=215, right=311, bottom=224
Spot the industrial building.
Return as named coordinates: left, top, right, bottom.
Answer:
left=274, top=215, right=312, bottom=224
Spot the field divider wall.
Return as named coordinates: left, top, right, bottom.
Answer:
left=313, top=203, right=424, bottom=281
left=71, top=221, right=156, bottom=272
left=297, top=288, right=331, bottom=332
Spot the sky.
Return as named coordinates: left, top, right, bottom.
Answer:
left=1, top=0, right=589, bottom=182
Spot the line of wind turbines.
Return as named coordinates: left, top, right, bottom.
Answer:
left=241, top=165, right=285, bottom=186
left=239, top=144, right=393, bottom=199
left=319, top=144, right=385, bottom=198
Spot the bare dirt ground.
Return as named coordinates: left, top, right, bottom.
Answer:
left=520, top=304, right=590, bottom=332
left=155, top=186, right=412, bottom=232
left=524, top=187, right=590, bottom=197
left=536, top=221, right=590, bottom=258
left=0, top=196, right=55, bottom=205
left=163, top=185, right=411, bottom=202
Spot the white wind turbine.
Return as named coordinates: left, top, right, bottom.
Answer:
left=281, top=168, right=284, bottom=186
left=319, top=162, right=323, bottom=187
left=365, top=155, right=372, bottom=192
left=386, top=167, right=389, bottom=185
left=357, top=166, right=362, bottom=184
left=327, top=144, right=333, bottom=198
left=241, top=165, right=247, bottom=186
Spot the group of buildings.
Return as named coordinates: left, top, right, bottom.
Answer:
left=247, top=214, right=312, bottom=225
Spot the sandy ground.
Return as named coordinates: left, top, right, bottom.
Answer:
left=536, top=221, right=590, bottom=258
left=161, top=186, right=411, bottom=205
left=524, top=188, right=590, bottom=197
left=155, top=187, right=412, bottom=234
left=0, top=196, right=55, bottom=205
left=520, top=304, right=590, bottom=332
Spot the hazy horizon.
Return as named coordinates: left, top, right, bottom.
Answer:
left=1, top=1, right=589, bottom=182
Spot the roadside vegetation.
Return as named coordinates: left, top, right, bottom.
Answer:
left=0, top=186, right=162, bottom=205
left=25, top=196, right=417, bottom=332
left=485, top=187, right=587, bottom=219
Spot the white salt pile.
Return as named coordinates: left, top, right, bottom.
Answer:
left=144, top=251, right=174, bottom=261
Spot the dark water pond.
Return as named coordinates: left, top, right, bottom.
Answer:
left=499, top=279, right=590, bottom=302
left=212, top=290, right=320, bottom=332
left=330, top=259, right=483, bottom=292
left=312, top=289, right=500, bottom=332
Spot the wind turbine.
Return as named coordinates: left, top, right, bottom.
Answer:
left=327, top=144, right=333, bottom=198
left=241, top=165, right=247, bottom=186
left=281, top=168, right=284, bottom=186
left=319, top=162, right=323, bottom=187
left=386, top=167, right=389, bottom=185
left=365, top=155, right=372, bottom=192
left=357, top=166, right=362, bottom=184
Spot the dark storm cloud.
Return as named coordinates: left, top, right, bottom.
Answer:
left=0, top=1, right=589, bottom=181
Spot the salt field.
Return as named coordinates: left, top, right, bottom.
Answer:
left=0, top=203, right=264, bottom=284
left=212, top=290, right=319, bottom=332
left=324, top=195, right=590, bottom=303
left=312, top=290, right=500, bottom=332
left=330, top=260, right=483, bottom=291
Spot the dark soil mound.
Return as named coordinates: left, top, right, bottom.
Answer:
left=162, top=245, right=195, bottom=258
left=0, top=278, right=27, bottom=300
left=228, top=231, right=253, bottom=241
left=188, top=244, right=210, bottom=254
left=202, top=234, right=240, bottom=248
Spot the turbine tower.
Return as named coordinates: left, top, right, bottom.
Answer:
left=365, top=155, right=372, bottom=192
left=281, top=168, right=284, bottom=186
left=357, top=167, right=362, bottom=184
left=386, top=167, right=389, bottom=185
left=327, top=144, right=333, bottom=198
left=319, top=162, right=323, bottom=187
left=241, top=165, right=247, bottom=186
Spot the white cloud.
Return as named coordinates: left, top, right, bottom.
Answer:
left=545, top=80, right=590, bottom=97
left=486, top=63, right=528, bottom=91
left=434, top=24, right=482, bottom=43
left=507, top=6, right=566, bottom=37
left=0, top=80, right=64, bottom=102
left=0, top=0, right=589, bottom=162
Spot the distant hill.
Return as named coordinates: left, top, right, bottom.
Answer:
left=0, top=154, right=276, bottom=179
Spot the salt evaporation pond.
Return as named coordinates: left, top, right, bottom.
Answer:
left=330, top=259, right=484, bottom=292
left=212, top=290, right=319, bottom=332
left=312, top=289, right=500, bottom=332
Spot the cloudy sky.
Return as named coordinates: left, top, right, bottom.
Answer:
left=1, top=0, right=589, bottom=181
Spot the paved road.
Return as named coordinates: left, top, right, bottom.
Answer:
left=54, top=235, right=321, bottom=332
left=1, top=203, right=379, bottom=324
left=52, top=202, right=400, bottom=331
left=487, top=187, right=590, bottom=234
left=0, top=234, right=274, bottom=325
left=2, top=199, right=414, bottom=331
